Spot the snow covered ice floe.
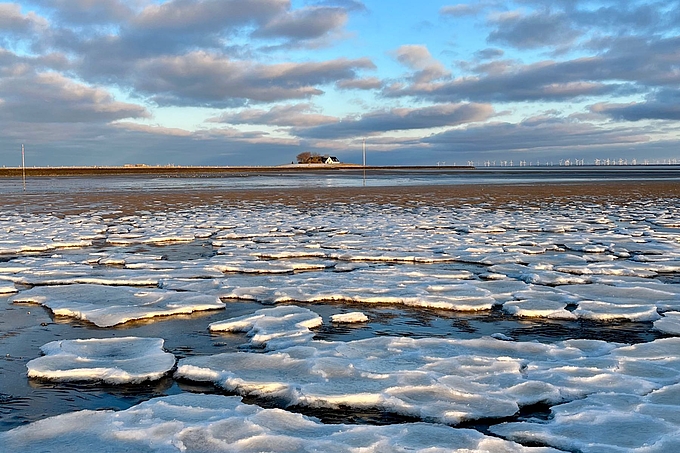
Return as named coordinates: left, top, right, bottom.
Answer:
left=490, top=384, right=680, bottom=452
left=0, top=282, right=17, bottom=293
left=654, top=311, right=680, bottom=335
left=0, top=393, right=560, bottom=453
left=0, top=256, right=162, bottom=287
left=0, top=255, right=225, bottom=286
left=179, top=307, right=680, bottom=426
left=0, top=213, right=105, bottom=255
left=209, top=306, right=323, bottom=350
left=216, top=267, right=497, bottom=311
left=2, top=195, right=679, bottom=325
left=27, top=337, right=175, bottom=384
left=331, top=311, right=369, bottom=323
left=10, top=284, right=224, bottom=327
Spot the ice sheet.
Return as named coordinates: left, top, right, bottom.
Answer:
left=3, top=195, right=679, bottom=325
left=0, top=282, right=17, bottom=293
left=491, top=385, right=680, bottom=452
left=0, top=393, right=559, bottom=453
left=2, top=189, right=680, bottom=451
left=27, top=337, right=176, bottom=384
left=180, top=306, right=680, bottom=426
left=10, top=284, right=224, bottom=327
left=209, top=306, right=323, bottom=350
left=655, top=311, right=680, bottom=335
left=331, top=312, right=369, bottom=323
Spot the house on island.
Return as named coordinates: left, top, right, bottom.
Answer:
left=324, top=156, right=340, bottom=164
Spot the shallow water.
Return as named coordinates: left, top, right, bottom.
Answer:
left=2, top=165, right=680, bottom=196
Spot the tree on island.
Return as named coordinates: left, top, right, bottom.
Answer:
left=296, top=152, right=326, bottom=164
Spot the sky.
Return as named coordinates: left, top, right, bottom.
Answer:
left=1, top=0, right=679, bottom=167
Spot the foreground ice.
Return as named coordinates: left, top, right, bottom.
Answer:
left=178, top=307, right=680, bottom=428
left=0, top=393, right=559, bottom=452
left=2, top=191, right=680, bottom=451
left=27, top=337, right=176, bottom=384
left=491, top=384, right=680, bottom=452
left=10, top=284, right=224, bottom=327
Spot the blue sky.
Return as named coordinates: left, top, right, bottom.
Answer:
left=1, top=0, right=679, bottom=166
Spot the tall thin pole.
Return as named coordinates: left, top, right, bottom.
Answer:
left=21, top=144, right=26, bottom=191
left=362, top=138, right=366, bottom=187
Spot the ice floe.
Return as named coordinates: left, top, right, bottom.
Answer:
left=491, top=385, right=680, bottom=452
left=0, top=393, right=559, bottom=452
left=179, top=307, right=680, bottom=427
left=215, top=268, right=498, bottom=311
left=10, top=284, right=224, bottom=327
left=209, top=306, right=322, bottom=350
left=2, top=187, right=680, bottom=451
left=0, top=282, right=17, bottom=293
left=655, top=311, right=680, bottom=335
left=0, top=213, right=105, bottom=255
left=27, top=337, right=175, bottom=384
left=2, top=195, right=679, bottom=327
left=331, top=311, right=369, bottom=323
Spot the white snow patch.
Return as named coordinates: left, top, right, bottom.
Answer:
left=27, top=337, right=175, bottom=384
left=0, top=393, right=558, bottom=453
left=491, top=385, right=680, bottom=452
left=209, top=305, right=322, bottom=350
left=10, top=284, right=224, bottom=327
left=331, top=312, right=369, bottom=323
left=655, top=312, right=680, bottom=335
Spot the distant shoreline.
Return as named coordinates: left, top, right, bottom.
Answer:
left=2, top=164, right=680, bottom=178
left=0, top=164, right=474, bottom=177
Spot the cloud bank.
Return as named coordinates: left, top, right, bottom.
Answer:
left=0, top=0, right=678, bottom=166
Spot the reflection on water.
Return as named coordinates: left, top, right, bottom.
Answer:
left=2, top=166, right=680, bottom=195
left=310, top=304, right=664, bottom=345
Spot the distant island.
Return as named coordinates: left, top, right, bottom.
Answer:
left=0, top=164, right=476, bottom=178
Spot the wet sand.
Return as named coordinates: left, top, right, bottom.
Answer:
left=4, top=179, right=680, bottom=215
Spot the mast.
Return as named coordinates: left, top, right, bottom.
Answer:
left=22, top=144, right=26, bottom=191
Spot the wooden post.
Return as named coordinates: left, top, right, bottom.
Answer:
left=22, top=144, right=26, bottom=191
left=362, top=138, right=366, bottom=187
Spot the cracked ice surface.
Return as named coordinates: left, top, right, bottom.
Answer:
left=10, top=284, right=224, bottom=327
left=27, top=337, right=176, bottom=384
left=209, top=305, right=323, bottom=350
left=178, top=307, right=680, bottom=427
left=491, top=383, right=680, bottom=452
left=0, top=393, right=559, bottom=453
left=655, top=311, right=680, bottom=335
left=2, top=196, right=680, bottom=323
left=2, top=189, right=680, bottom=452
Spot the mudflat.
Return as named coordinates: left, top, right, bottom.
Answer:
left=3, top=179, right=680, bottom=215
